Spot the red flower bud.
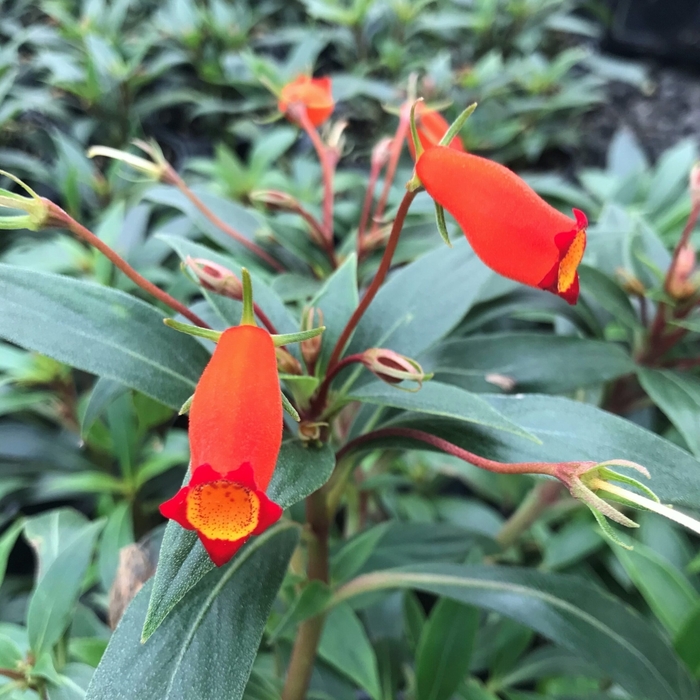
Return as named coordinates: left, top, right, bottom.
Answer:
left=160, top=325, right=283, bottom=566
left=278, top=76, right=334, bottom=128
left=407, top=103, right=465, bottom=160
left=416, top=147, right=587, bottom=304
left=185, top=257, right=242, bottom=299
left=360, top=348, right=431, bottom=389
left=668, top=244, right=697, bottom=300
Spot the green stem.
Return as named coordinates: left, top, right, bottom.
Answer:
left=325, top=190, right=417, bottom=376
left=496, top=481, right=563, bottom=548
left=282, top=490, right=330, bottom=700
left=240, top=268, right=256, bottom=326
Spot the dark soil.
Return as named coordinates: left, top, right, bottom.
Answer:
left=582, top=63, right=700, bottom=166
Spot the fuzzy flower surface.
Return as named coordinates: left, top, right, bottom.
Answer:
left=278, top=76, right=334, bottom=127
left=416, top=146, right=587, bottom=304
left=160, top=325, right=283, bottom=566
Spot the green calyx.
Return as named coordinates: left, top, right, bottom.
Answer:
left=0, top=170, right=49, bottom=231
left=240, top=267, right=256, bottom=326
left=164, top=319, right=222, bottom=342
left=272, top=327, right=326, bottom=347
left=438, top=102, right=477, bottom=148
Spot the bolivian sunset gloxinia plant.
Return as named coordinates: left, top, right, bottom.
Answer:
left=3, top=78, right=700, bottom=700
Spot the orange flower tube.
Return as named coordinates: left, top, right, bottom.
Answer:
left=160, top=325, right=284, bottom=565
left=407, top=103, right=465, bottom=160
left=278, top=76, right=334, bottom=127
left=416, top=146, right=587, bottom=304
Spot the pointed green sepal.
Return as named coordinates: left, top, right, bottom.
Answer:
left=272, top=327, right=326, bottom=347
left=438, top=102, right=477, bottom=149
left=240, top=267, right=256, bottom=326
left=590, top=508, right=634, bottom=550
left=0, top=171, right=49, bottom=231
left=179, top=394, right=194, bottom=415
left=434, top=202, right=452, bottom=247
left=163, top=318, right=222, bottom=342
left=597, top=468, right=660, bottom=504
left=409, top=98, right=425, bottom=160
left=281, top=392, right=300, bottom=422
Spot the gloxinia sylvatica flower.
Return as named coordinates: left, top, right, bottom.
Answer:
left=416, top=147, right=587, bottom=304
left=160, top=325, right=284, bottom=565
left=407, top=104, right=465, bottom=159
left=278, top=76, right=334, bottom=127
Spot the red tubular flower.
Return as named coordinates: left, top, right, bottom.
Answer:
left=278, top=76, right=334, bottom=127
left=160, top=325, right=283, bottom=565
left=416, top=146, right=587, bottom=304
left=408, top=103, right=465, bottom=160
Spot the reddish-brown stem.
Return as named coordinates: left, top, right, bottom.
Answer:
left=642, top=201, right=700, bottom=363
left=0, top=668, right=24, bottom=681
left=306, top=353, right=366, bottom=418
left=357, top=153, right=386, bottom=258
left=292, top=106, right=338, bottom=269
left=335, top=427, right=562, bottom=477
left=368, top=104, right=411, bottom=240
left=163, top=166, right=285, bottom=273
left=325, top=189, right=418, bottom=375
left=46, top=201, right=210, bottom=328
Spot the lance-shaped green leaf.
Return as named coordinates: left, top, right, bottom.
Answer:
left=332, top=563, right=699, bottom=700
left=0, top=265, right=210, bottom=409
left=87, top=525, right=299, bottom=700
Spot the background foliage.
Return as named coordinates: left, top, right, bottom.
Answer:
left=1, top=0, right=699, bottom=699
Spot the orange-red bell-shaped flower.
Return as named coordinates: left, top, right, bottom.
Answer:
left=408, top=103, right=465, bottom=160
left=278, top=76, right=334, bottom=128
left=416, top=146, right=587, bottom=304
left=160, top=324, right=283, bottom=566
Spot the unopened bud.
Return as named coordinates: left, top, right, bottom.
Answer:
left=371, top=137, right=393, bottom=169
left=250, top=190, right=299, bottom=211
left=301, top=308, right=324, bottom=368
left=276, top=347, right=302, bottom=375
left=360, top=348, right=432, bottom=391
left=616, top=268, right=646, bottom=297
left=184, top=257, right=242, bottom=299
left=690, top=162, right=700, bottom=208
left=298, top=420, right=327, bottom=444
left=668, top=244, right=697, bottom=300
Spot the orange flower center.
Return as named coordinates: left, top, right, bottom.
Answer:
left=558, top=228, right=586, bottom=293
left=186, top=480, right=260, bottom=541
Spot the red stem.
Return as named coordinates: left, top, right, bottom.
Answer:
left=357, top=153, right=386, bottom=258
left=293, top=106, right=338, bottom=268
left=164, top=166, right=285, bottom=273
left=368, top=105, right=411, bottom=240
left=325, top=189, right=418, bottom=375
left=47, top=201, right=210, bottom=328
left=306, top=353, right=366, bottom=417
left=336, top=427, right=567, bottom=477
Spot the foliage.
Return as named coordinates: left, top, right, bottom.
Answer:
left=0, top=1, right=699, bottom=700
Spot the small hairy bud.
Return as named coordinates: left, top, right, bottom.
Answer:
left=185, top=257, right=243, bottom=299
left=360, top=348, right=432, bottom=390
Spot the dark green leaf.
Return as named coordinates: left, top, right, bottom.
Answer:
left=675, top=603, right=700, bottom=677
left=638, top=369, right=700, bottom=457
left=579, top=265, right=641, bottom=330
left=612, top=539, right=699, bottom=635
left=347, top=238, right=492, bottom=362
left=26, top=511, right=103, bottom=656
left=335, top=563, right=699, bottom=700
left=0, top=265, right=209, bottom=409
left=318, top=604, right=381, bottom=700
left=87, top=525, right=299, bottom=700
left=142, top=441, right=334, bottom=641
left=310, top=254, right=358, bottom=374
left=422, top=334, right=634, bottom=394
left=351, top=381, right=538, bottom=440
left=416, top=598, right=478, bottom=700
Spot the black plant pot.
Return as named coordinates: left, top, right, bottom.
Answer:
left=606, top=0, right=700, bottom=65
